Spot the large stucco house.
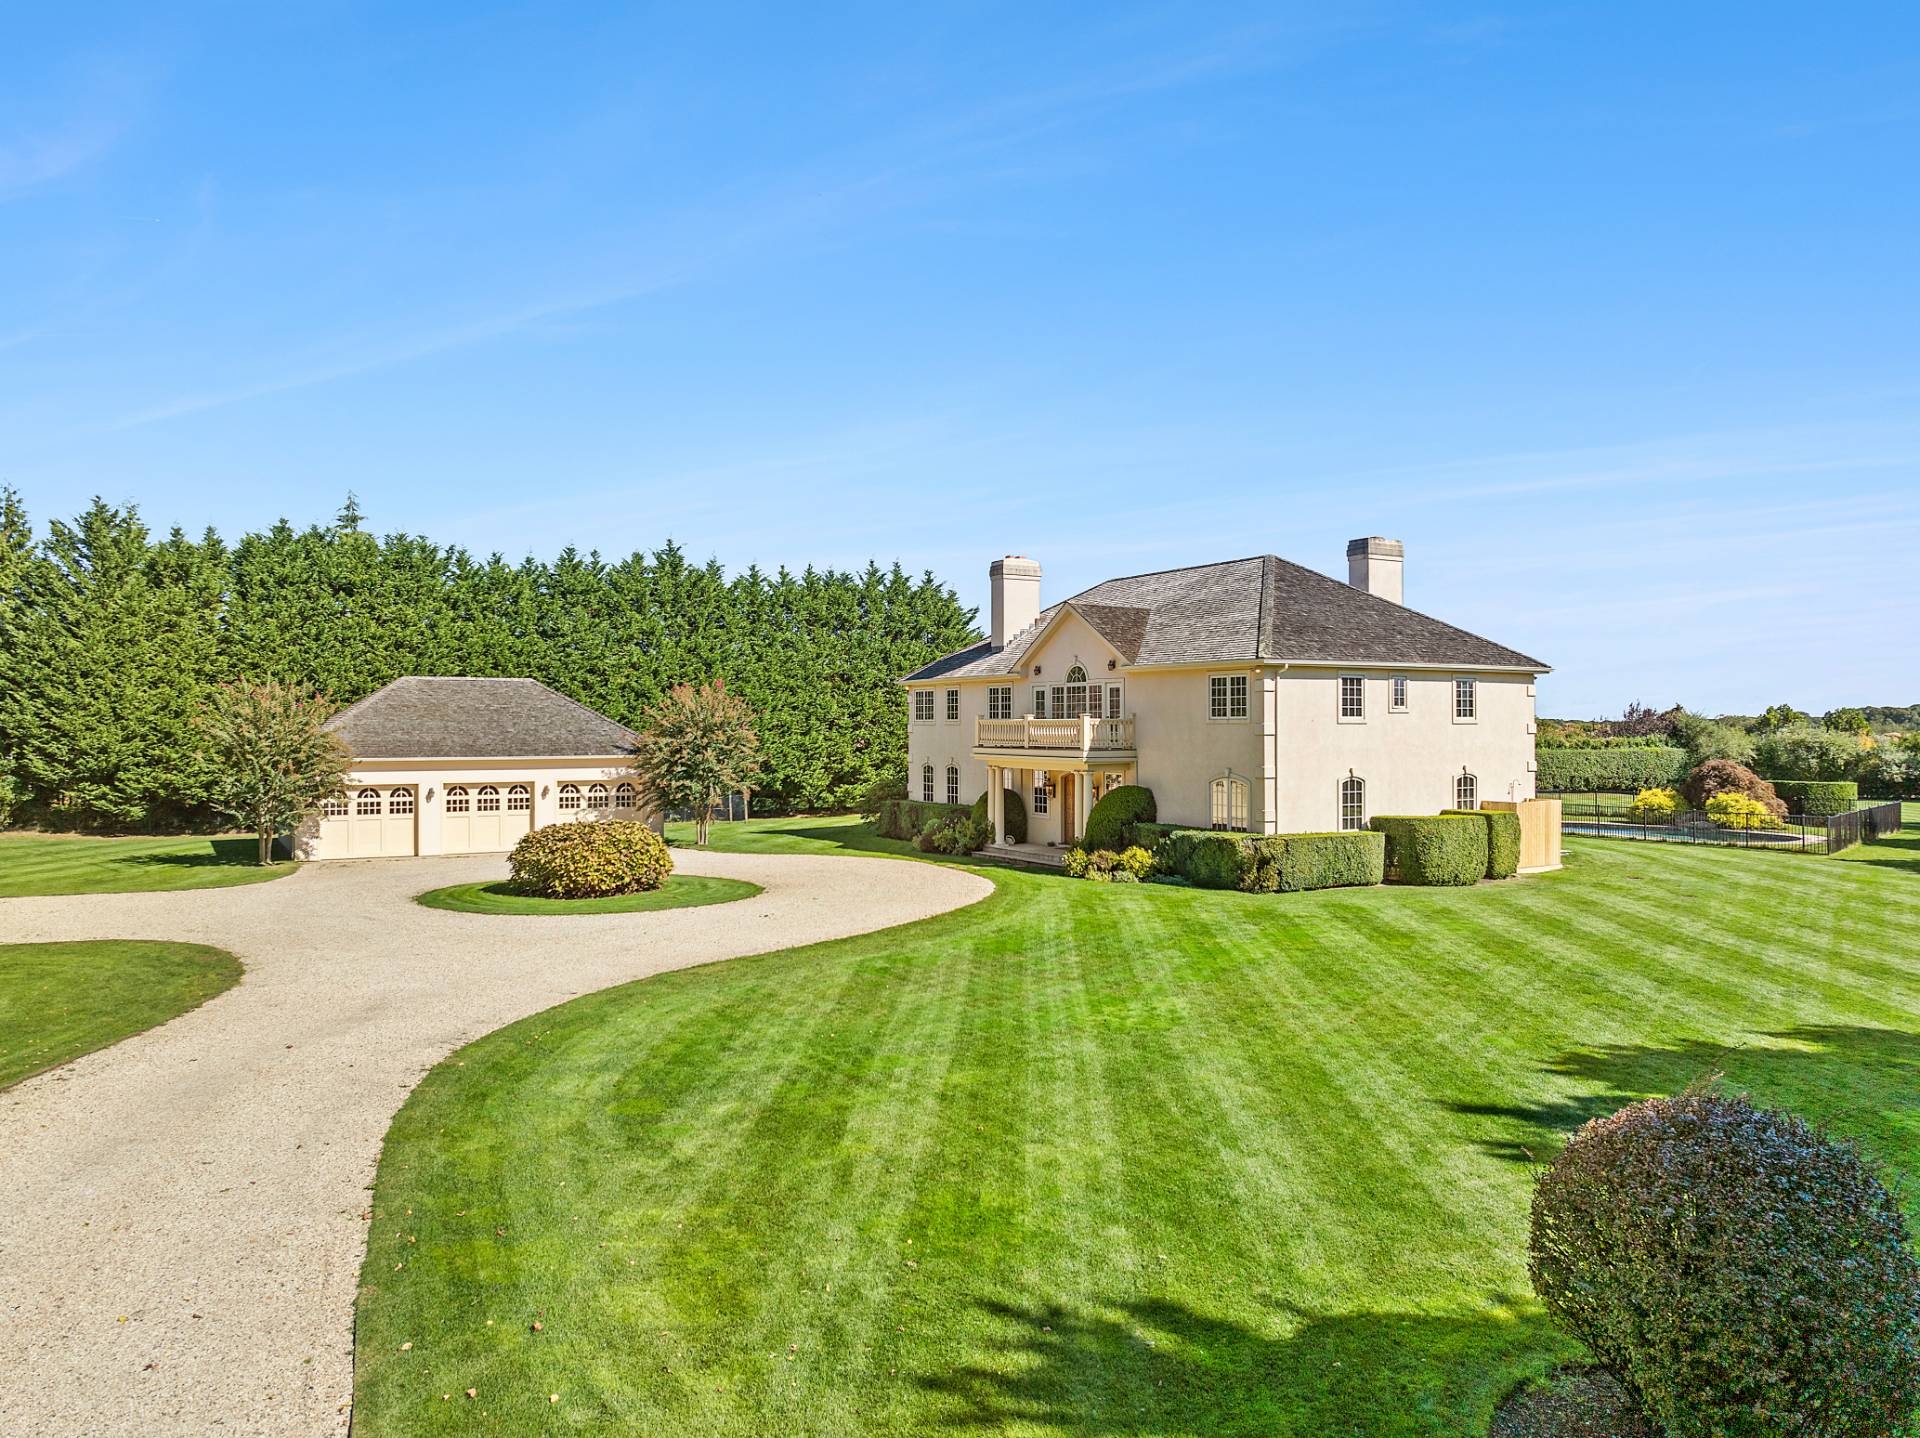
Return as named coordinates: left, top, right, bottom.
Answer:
left=903, top=540, right=1549, bottom=847
left=292, top=676, right=650, bottom=860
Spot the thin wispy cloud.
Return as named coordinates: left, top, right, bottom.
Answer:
left=0, top=117, right=118, bottom=200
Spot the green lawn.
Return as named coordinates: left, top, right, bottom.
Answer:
left=0, top=940, right=243, bottom=1089
left=352, top=818, right=1920, bottom=1437
left=416, top=874, right=762, bottom=915
left=0, top=832, right=295, bottom=897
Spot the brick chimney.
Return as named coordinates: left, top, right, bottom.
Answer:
left=1346, top=537, right=1404, bottom=604
left=989, top=556, right=1042, bottom=648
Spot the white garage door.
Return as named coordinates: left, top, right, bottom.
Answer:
left=442, top=782, right=533, bottom=853
left=318, top=787, right=418, bottom=858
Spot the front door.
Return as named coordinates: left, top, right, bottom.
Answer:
left=1059, top=773, right=1076, bottom=847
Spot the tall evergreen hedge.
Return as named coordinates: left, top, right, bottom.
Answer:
left=0, top=493, right=977, bottom=828
left=1535, top=745, right=1688, bottom=793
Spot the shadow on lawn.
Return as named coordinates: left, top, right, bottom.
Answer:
left=121, top=837, right=265, bottom=868
left=918, top=1294, right=1567, bottom=1436
left=1453, top=1025, right=1920, bottom=1173
left=1836, top=829, right=1920, bottom=876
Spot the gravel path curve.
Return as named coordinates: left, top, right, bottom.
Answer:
left=0, top=849, right=990, bottom=1437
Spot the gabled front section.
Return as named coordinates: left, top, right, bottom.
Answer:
left=903, top=545, right=1549, bottom=847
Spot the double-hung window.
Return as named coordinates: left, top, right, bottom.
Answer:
left=1208, top=674, right=1248, bottom=720
left=1454, top=677, right=1478, bottom=721
left=1339, top=675, right=1366, bottom=721
left=1031, top=780, right=1049, bottom=815
left=1391, top=675, right=1409, bottom=711
left=1340, top=777, right=1367, bottom=831
left=987, top=686, right=1012, bottom=721
left=946, top=765, right=960, bottom=805
left=921, top=764, right=935, bottom=802
left=913, top=689, right=934, bottom=722
left=945, top=689, right=960, bottom=721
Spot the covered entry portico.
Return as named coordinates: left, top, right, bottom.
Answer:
left=977, top=712, right=1138, bottom=852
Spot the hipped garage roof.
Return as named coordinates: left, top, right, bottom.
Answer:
left=324, top=677, right=638, bottom=759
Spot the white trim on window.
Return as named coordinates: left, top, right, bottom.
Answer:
left=913, top=689, right=935, bottom=723
left=1106, top=683, right=1123, bottom=719
left=1032, top=686, right=1048, bottom=719
left=944, top=688, right=960, bottom=722
left=1454, top=773, right=1478, bottom=810
left=987, top=686, right=1013, bottom=721
left=945, top=764, right=960, bottom=806
left=1339, top=674, right=1366, bottom=722
left=1210, top=775, right=1249, bottom=832
left=1339, top=776, right=1366, bottom=831
left=1453, top=677, right=1478, bottom=723
left=1208, top=673, right=1249, bottom=721
left=1031, top=778, right=1049, bottom=815
left=921, top=763, right=935, bottom=803
left=1390, top=675, right=1409, bottom=712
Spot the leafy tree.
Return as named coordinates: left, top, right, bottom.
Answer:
left=1822, top=706, right=1871, bottom=736
left=633, top=680, right=763, bottom=845
left=1757, top=702, right=1812, bottom=733
left=1666, top=710, right=1755, bottom=768
left=1754, top=724, right=1859, bottom=782
left=199, top=681, right=354, bottom=863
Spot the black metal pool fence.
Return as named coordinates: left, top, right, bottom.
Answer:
left=1545, top=794, right=1904, bottom=857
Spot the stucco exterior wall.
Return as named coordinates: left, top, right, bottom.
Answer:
left=293, top=756, right=652, bottom=860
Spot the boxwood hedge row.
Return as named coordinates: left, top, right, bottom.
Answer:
left=1765, top=779, right=1858, bottom=817
left=1144, top=828, right=1384, bottom=893
left=1442, top=808, right=1522, bottom=879
left=1536, top=745, right=1688, bottom=792
left=1369, top=815, right=1488, bottom=886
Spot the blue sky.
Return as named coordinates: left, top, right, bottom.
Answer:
left=4, top=4, right=1917, bottom=717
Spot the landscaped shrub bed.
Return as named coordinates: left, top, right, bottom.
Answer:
left=1768, top=779, right=1859, bottom=817
left=508, top=820, right=673, bottom=898
left=969, top=787, right=1027, bottom=844
left=1443, top=809, right=1521, bottom=879
left=1061, top=845, right=1154, bottom=882
left=1530, top=1091, right=1920, bottom=1436
left=1137, top=829, right=1384, bottom=893
left=916, top=810, right=988, bottom=854
left=1082, top=784, right=1156, bottom=852
left=876, top=798, right=969, bottom=841
left=1680, top=760, right=1787, bottom=818
left=1369, top=815, right=1488, bottom=886
left=1536, top=745, right=1688, bottom=793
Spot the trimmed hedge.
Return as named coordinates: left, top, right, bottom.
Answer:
left=1369, top=815, right=1488, bottom=886
left=1536, top=745, right=1688, bottom=793
left=1132, top=821, right=1180, bottom=850
left=1767, top=779, right=1858, bottom=817
left=968, top=786, right=1028, bottom=844
left=1278, top=831, right=1386, bottom=891
left=509, top=820, right=673, bottom=898
left=1442, top=809, right=1521, bottom=879
left=1082, top=784, right=1156, bottom=852
left=1142, top=828, right=1385, bottom=893
left=877, top=798, right=968, bottom=842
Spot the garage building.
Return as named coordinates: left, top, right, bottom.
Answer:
left=292, top=676, right=651, bottom=861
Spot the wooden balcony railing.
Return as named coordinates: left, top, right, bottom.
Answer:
left=975, top=715, right=1136, bottom=753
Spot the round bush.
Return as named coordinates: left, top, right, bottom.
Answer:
left=1682, top=760, right=1787, bottom=819
left=969, top=786, right=1028, bottom=844
left=1082, top=784, right=1156, bottom=853
left=1530, top=1091, right=1920, bottom=1437
left=508, top=820, right=673, bottom=899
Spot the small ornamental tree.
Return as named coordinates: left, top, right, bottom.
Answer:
left=632, top=680, right=763, bottom=845
left=1681, top=759, right=1787, bottom=818
left=199, top=680, right=352, bottom=863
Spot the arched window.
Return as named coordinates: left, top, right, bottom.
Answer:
left=506, top=784, right=532, bottom=812
left=476, top=785, right=501, bottom=813
left=445, top=786, right=470, bottom=814
left=587, top=782, right=609, bottom=809
left=945, top=765, right=960, bottom=806
left=558, top=783, right=582, bottom=811
left=922, top=763, right=935, bottom=802
left=321, top=795, right=348, bottom=819
left=387, top=788, right=415, bottom=816
left=1210, top=775, right=1249, bottom=832
left=1454, top=773, right=1478, bottom=810
left=1063, top=664, right=1089, bottom=717
left=1340, top=776, right=1366, bottom=831
left=354, top=789, right=382, bottom=817
left=1064, top=665, right=1087, bottom=683
left=614, top=782, right=636, bottom=809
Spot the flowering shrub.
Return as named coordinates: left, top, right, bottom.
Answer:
left=1530, top=1091, right=1920, bottom=1436
left=1627, top=787, right=1680, bottom=822
left=1063, top=846, right=1155, bottom=882
left=509, top=820, right=672, bottom=898
left=1704, top=791, right=1783, bottom=830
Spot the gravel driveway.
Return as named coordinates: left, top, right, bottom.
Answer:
left=0, top=849, right=990, bottom=1437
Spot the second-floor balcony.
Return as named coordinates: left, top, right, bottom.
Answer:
left=975, top=714, right=1136, bottom=757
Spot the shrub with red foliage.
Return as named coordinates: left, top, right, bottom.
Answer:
left=1681, top=759, right=1787, bottom=818
left=1530, top=1091, right=1920, bottom=1437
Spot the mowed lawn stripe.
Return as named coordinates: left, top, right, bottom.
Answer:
left=352, top=818, right=1920, bottom=1437
left=0, top=833, right=295, bottom=896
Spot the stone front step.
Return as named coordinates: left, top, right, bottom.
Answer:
left=979, top=842, right=1068, bottom=869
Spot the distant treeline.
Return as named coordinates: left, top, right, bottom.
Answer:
left=0, top=493, right=977, bottom=828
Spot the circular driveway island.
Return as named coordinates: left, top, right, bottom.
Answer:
left=0, top=848, right=989, bottom=1438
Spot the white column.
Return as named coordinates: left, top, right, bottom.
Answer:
left=987, top=766, right=1004, bottom=843
left=1075, top=768, right=1091, bottom=844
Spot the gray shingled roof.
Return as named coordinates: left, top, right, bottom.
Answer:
left=325, top=677, right=637, bottom=759
left=905, top=555, right=1547, bottom=681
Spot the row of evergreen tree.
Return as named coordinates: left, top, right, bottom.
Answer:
left=0, top=493, right=978, bottom=828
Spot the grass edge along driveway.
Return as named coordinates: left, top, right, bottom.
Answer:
left=351, top=818, right=1920, bottom=1437
left=0, top=939, right=243, bottom=1090
left=0, top=833, right=295, bottom=897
